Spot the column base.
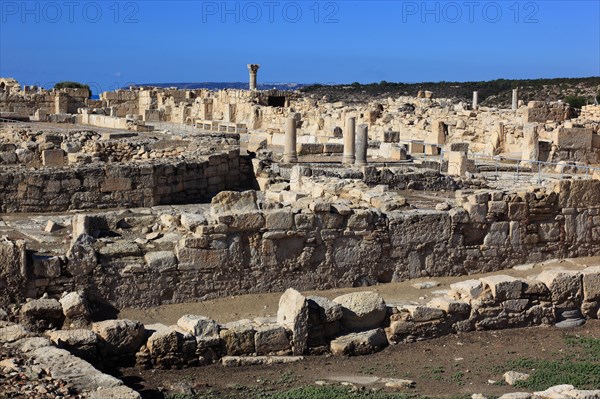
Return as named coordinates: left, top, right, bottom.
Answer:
left=283, top=155, right=298, bottom=164
left=342, top=155, right=355, bottom=165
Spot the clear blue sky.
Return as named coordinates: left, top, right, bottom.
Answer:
left=1, top=1, right=599, bottom=94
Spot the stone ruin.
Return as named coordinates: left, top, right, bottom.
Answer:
left=1, top=75, right=600, bottom=397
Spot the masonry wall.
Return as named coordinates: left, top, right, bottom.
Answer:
left=0, top=151, right=240, bottom=212
left=17, top=180, right=600, bottom=308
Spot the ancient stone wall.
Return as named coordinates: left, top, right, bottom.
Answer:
left=0, top=151, right=240, bottom=212
left=16, top=180, right=600, bottom=308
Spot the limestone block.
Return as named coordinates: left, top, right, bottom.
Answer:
left=479, top=275, right=524, bottom=301
left=47, top=329, right=97, bottom=360
left=464, top=203, right=487, bottom=223
left=582, top=266, right=600, bottom=303
left=219, top=321, right=255, bottom=356
left=330, top=328, right=388, bottom=356
left=449, top=207, right=469, bottom=223
left=59, top=292, right=90, bottom=320
left=307, top=296, right=343, bottom=323
left=0, top=324, right=31, bottom=343
left=536, top=270, right=583, bottom=308
left=41, top=149, right=65, bottom=167
left=177, top=315, right=219, bottom=342
left=427, top=297, right=470, bottom=315
left=333, top=291, right=387, bottom=331
left=508, top=202, right=528, bottom=221
left=401, top=305, right=445, bottom=322
left=211, top=190, right=258, bottom=214
left=66, top=234, right=97, bottom=276
left=91, top=319, right=146, bottom=356
left=450, top=280, right=484, bottom=300
left=144, top=251, right=177, bottom=272
left=265, top=209, right=294, bottom=230
left=180, top=212, right=207, bottom=231
left=21, top=299, right=64, bottom=332
left=221, top=355, right=304, bottom=367
left=557, top=180, right=600, bottom=208
left=277, top=288, right=309, bottom=355
left=101, top=177, right=132, bottom=192
left=254, top=324, right=291, bottom=355
left=227, top=211, right=265, bottom=232
left=483, top=222, right=509, bottom=247
left=147, top=325, right=180, bottom=356
left=447, top=151, right=468, bottom=176
left=554, top=127, right=593, bottom=150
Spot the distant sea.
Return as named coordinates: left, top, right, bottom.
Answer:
left=120, top=82, right=309, bottom=91
left=89, top=82, right=309, bottom=99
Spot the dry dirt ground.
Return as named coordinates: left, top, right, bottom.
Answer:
left=116, top=257, right=600, bottom=398
left=116, top=321, right=600, bottom=399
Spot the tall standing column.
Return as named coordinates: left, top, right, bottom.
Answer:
left=247, top=64, right=260, bottom=91
left=343, top=117, right=356, bottom=165
left=472, top=91, right=478, bottom=110
left=512, top=88, right=518, bottom=110
left=284, top=116, right=298, bottom=163
left=355, top=124, right=368, bottom=166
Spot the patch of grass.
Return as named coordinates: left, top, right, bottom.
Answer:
left=501, top=335, right=600, bottom=390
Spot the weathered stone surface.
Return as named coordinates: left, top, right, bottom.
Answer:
left=91, top=319, right=146, bottom=356
left=144, top=251, right=177, bottom=271
left=333, top=291, right=387, bottom=330
left=0, top=239, right=26, bottom=307
left=30, top=346, right=124, bottom=391
left=480, top=275, right=524, bottom=301
left=330, top=328, right=388, bottom=356
left=277, top=288, right=309, bottom=355
left=536, top=270, right=583, bottom=308
left=66, top=234, right=97, bottom=276
left=450, top=280, right=484, bottom=300
left=147, top=324, right=180, bottom=356
left=211, top=190, right=258, bottom=214
left=582, top=266, right=600, bottom=302
left=60, top=291, right=90, bottom=320
left=254, top=324, right=291, bottom=355
left=0, top=324, right=31, bottom=343
left=402, top=305, right=446, bottom=322
left=47, top=329, right=98, bottom=360
left=20, top=299, right=64, bottom=332
left=307, top=296, right=343, bottom=323
left=220, top=320, right=255, bottom=356
left=427, top=297, right=470, bottom=315
left=177, top=315, right=220, bottom=343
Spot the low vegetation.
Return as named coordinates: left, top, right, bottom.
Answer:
left=502, top=335, right=600, bottom=390
left=300, top=76, right=600, bottom=108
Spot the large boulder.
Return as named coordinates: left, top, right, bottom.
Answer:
left=332, top=291, right=387, bottom=331
left=277, top=288, right=309, bottom=355
left=330, top=328, right=388, bottom=356
left=254, top=324, right=291, bottom=355
left=91, top=319, right=146, bottom=358
left=20, top=299, right=64, bottom=332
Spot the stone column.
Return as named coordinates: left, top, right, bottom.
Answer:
left=355, top=124, right=368, bottom=166
left=512, top=88, right=518, bottom=110
left=472, top=91, right=478, bottom=110
left=343, top=117, right=356, bottom=165
left=247, top=64, right=260, bottom=91
left=283, top=116, right=298, bottom=163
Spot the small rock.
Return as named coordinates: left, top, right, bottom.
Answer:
left=503, top=370, right=530, bottom=385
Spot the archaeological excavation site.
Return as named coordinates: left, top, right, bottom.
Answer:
left=0, top=71, right=599, bottom=399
